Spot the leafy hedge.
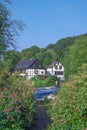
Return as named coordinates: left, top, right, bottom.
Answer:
left=0, top=66, right=35, bottom=130
left=48, top=64, right=87, bottom=130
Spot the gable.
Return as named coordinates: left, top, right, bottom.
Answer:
left=47, top=61, right=64, bottom=69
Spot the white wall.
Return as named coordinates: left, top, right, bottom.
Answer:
left=26, top=69, right=45, bottom=79
left=38, top=69, right=45, bottom=75
left=47, top=62, right=65, bottom=80
left=47, top=68, right=53, bottom=75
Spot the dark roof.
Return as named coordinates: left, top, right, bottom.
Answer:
left=15, top=59, right=37, bottom=70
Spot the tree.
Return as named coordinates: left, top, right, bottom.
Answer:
left=43, top=52, right=51, bottom=66
left=3, top=50, right=21, bottom=72
left=0, top=0, right=24, bottom=60
left=21, top=46, right=40, bottom=60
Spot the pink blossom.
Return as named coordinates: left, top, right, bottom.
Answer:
left=3, top=109, right=9, bottom=114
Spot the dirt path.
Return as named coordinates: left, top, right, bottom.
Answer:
left=29, top=102, right=50, bottom=130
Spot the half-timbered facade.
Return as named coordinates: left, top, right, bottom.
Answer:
left=47, top=61, right=64, bottom=80
left=15, top=59, right=64, bottom=80
left=15, top=59, right=45, bottom=79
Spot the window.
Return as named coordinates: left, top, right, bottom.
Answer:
left=59, top=65, right=62, bottom=70
left=34, top=69, right=38, bottom=74
left=55, top=71, right=63, bottom=75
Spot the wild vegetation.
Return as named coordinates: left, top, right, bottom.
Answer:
left=14, top=34, right=87, bottom=79
left=0, top=0, right=24, bottom=61
left=47, top=64, right=87, bottom=130
left=31, top=75, right=57, bottom=88
left=0, top=0, right=87, bottom=130
left=0, top=64, right=36, bottom=130
left=3, top=33, right=87, bottom=82
left=0, top=1, right=35, bottom=130
left=12, top=35, right=87, bottom=129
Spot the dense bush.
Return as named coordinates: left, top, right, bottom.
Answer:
left=31, top=75, right=57, bottom=87
left=0, top=64, right=10, bottom=87
left=0, top=69, right=35, bottom=130
left=48, top=64, right=87, bottom=130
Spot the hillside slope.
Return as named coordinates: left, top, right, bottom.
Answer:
left=20, top=34, right=87, bottom=78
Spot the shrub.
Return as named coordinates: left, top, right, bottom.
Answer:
left=32, top=75, right=57, bottom=87
left=0, top=71, right=36, bottom=130
left=48, top=64, right=87, bottom=130
left=44, top=76, right=57, bottom=86
left=0, top=64, right=10, bottom=87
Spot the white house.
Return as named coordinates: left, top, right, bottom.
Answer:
left=15, top=59, right=64, bottom=80
left=15, top=59, right=45, bottom=79
left=47, top=61, right=64, bottom=80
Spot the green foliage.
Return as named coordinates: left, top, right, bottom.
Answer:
left=0, top=63, right=10, bottom=87
left=43, top=53, right=51, bottom=66
left=0, top=0, right=24, bottom=60
left=3, top=50, right=21, bottom=72
left=20, top=34, right=87, bottom=78
left=20, top=46, right=57, bottom=67
left=0, top=68, right=36, bottom=129
left=32, top=75, right=57, bottom=87
left=31, top=75, right=44, bottom=87
left=44, top=76, right=57, bottom=86
left=47, top=64, right=87, bottom=130
left=20, top=46, right=40, bottom=60
left=42, top=49, right=57, bottom=67
left=69, top=35, right=87, bottom=73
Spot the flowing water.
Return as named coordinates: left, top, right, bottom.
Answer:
left=34, top=86, right=59, bottom=101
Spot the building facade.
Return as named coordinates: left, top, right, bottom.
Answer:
left=15, top=59, right=64, bottom=80
left=15, top=59, right=45, bottom=79
left=47, top=61, right=64, bottom=80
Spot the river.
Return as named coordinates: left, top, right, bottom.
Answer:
left=34, top=86, right=60, bottom=101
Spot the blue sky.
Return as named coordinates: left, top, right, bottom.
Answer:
left=10, top=0, right=87, bottom=51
